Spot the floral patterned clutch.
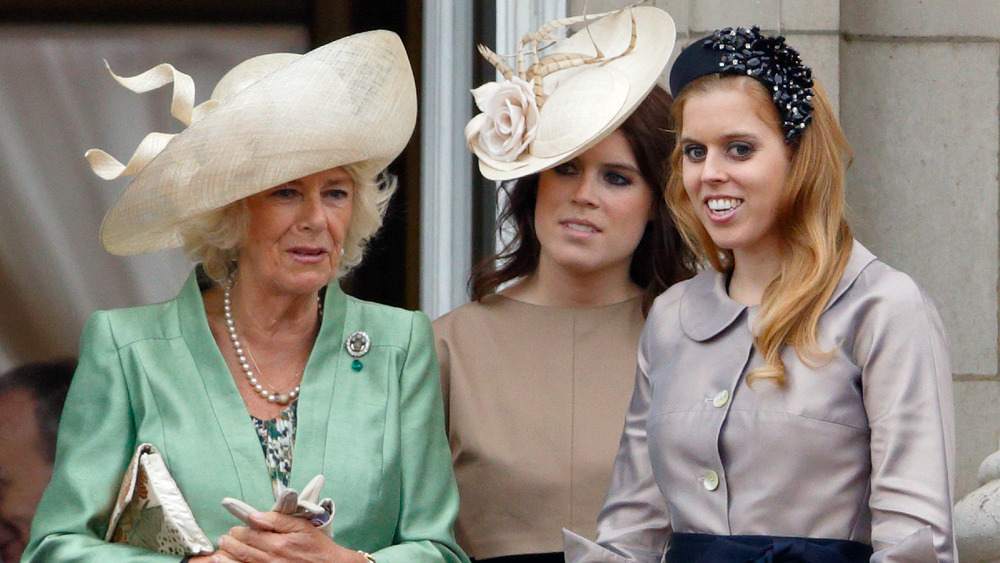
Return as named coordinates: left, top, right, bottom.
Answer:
left=105, top=443, right=214, bottom=556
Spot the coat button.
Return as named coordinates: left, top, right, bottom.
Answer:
left=701, top=470, right=719, bottom=491
left=712, top=390, right=730, bottom=408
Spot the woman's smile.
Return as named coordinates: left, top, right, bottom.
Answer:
left=704, top=196, right=745, bottom=222
left=680, top=86, right=791, bottom=263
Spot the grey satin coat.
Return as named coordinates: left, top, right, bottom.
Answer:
left=565, top=241, right=956, bottom=562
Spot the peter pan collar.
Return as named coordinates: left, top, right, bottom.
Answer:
left=679, top=239, right=877, bottom=342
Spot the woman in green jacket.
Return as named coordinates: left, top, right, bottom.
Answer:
left=24, top=29, right=467, bottom=563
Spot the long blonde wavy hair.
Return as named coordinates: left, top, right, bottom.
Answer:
left=666, top=74, right=853, bottom=386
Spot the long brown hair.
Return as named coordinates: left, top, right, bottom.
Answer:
left=470, top=85, right=696, bottom=315
left=666, top=75, right=853, bottom=385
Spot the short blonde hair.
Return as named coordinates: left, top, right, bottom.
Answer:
left=179, top=163, right=397, bottom=282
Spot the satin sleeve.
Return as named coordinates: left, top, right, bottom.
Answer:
left=565, top=323, right=671, bottom=562
left=23, top=311, right=181, bottom=562
left=369, top=312, right=469, bottom=563
left=857, top=274, right=956, bottom=562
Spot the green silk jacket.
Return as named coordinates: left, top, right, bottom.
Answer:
left=24, top=271, right=468, bottom=563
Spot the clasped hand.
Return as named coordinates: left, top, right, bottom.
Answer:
left=189, top=475, right=366, bottom=563
left=222, top=474, right=336, bottom=537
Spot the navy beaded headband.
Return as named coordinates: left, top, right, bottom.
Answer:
left=669, top=26, right=814, bottom=143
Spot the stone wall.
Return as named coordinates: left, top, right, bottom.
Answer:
left=841, top=1, right=1000, bottom=501
left=570, top=0, right=1000, bottom=500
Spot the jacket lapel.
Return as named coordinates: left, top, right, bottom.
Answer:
left=289, top=284, right=348, bottom=489
left=176, top=271, right=275, bottom=508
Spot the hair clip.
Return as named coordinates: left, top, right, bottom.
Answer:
left=707, top=26, right=814, bottom=143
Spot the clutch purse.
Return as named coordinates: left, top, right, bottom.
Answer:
left=105, top=442, right=214, bottom=556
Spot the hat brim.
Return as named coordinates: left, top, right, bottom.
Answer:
left=99, top=30, right=417, bottom=255
left=471, top=7, right=676, bottom=181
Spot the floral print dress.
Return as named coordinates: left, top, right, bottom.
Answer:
left=251, top=400, right=297, bottom=496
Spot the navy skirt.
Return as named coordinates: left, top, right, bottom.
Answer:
left=667, top=533, right=873, bottom=563
left=475, top=553, right=562, bottom=563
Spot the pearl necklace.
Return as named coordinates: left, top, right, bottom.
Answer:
left=223, top=281, right=319, bottom=405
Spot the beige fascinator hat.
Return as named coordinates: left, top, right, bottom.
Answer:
left=88, top=30, right=417, bottom=256
left=465, top=5, right=675, bottom=181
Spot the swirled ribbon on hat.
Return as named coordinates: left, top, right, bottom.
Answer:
left=85, top=61, right=220, bottom=180
left=466, top=6, right=632, bottom=167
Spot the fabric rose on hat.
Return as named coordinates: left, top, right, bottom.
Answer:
left=470, top=76, right=539, bottom=163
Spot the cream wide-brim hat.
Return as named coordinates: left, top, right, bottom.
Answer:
left=89, top=29, right=417, bottom=256
left=465, top=6, right=676, bottom=181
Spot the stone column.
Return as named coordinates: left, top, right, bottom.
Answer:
left=955, top=441, right=1000, bottom=561
left=840, top=0, right=1000, bottom=506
